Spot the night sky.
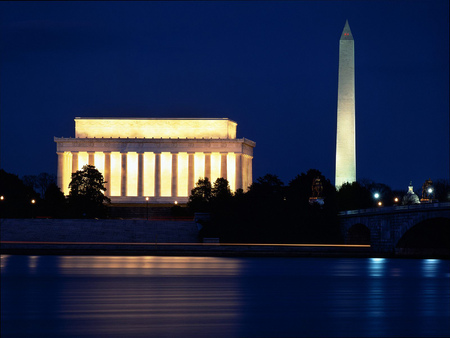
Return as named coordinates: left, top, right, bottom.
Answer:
left=1, top=1, right=448, bottom=191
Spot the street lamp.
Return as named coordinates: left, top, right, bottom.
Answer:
left=31, top=199, right=36, bottom=218
left=0, top=196, right=4, bottom=220
left=373, top=193, right=380, bottom=199
left=145, top=197, right=149, bottom=220
left=377, top=201, right=382, bottom=207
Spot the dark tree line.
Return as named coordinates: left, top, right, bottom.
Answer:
left=187, top=171, right=450, bottom=244
left=188, top=169, right=341, bottom=243
left=0, top=165, right=109, bottom=218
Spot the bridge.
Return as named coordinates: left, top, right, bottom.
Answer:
left=339, top=202, right=450, bottom=253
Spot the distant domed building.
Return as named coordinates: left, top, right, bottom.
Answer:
left=402, top=181, right=420, bottom=205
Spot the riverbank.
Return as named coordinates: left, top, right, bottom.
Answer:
left=1, top=219, right=448, bottom=258
left=1, top=241, right=375, bottom=258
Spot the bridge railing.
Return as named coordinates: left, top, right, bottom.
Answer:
left=338, top=202, right=450, bottom=216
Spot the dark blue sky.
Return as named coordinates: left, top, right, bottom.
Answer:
left=1, top=1, right=448, bottom=191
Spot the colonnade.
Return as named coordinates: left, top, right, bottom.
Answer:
left=57, top=151, right=252, bottom=198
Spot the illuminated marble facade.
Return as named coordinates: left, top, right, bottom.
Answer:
left=55, top=118, right=255, bottom=203
left=335, top=20, right=356, bottom=188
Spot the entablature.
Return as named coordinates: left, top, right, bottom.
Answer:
left=55, top=137, right=255, bottom=155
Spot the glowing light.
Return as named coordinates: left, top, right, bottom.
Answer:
left=75, top=118, right=237, bottom=139
left=174, top=201, right=178, bottom=205
left=78, top=151, right=89, bottom=170
left=0, top=196, right=4, bottom=200
left=160, top=152, right=172, bottom=197
left=177, top=152, right=189, bottom=197
left=145, top=197, right=149, bottom=201
left=374, top=193, right=380, bottom=199
left=227, top=153, right=236, bottom=191
left=194, top=152, right=205, bottom=182
left=210, top=152, right=221, bottom=183
left=242, top=155, right=251, bottom=191
left=127, top=152, right=138, bottom=196
left=62, top=152, right=72, bottom=195
left=110, top=152, right=121, bottom=196
left=394, top=197, right=399, bottom=202
left=423, top=259, right=439, bottom=278
left=144, top=152, right=155, bottom=197
left=369, top=258, right=386, bottom=277
left=377, top=201, right=382, bottom=206
left=31, top=199, right=36, bottom=204
left=94, top=152, right=105, bottom=176
left=428, top=188, right=433, bottom=194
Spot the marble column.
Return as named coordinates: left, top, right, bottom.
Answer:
left=188, top=152, right=195, bottom=194
left=137, top=152, right=144, bottom=197
left=171, top=153, right=178, bottom=197
left=220, top=152, right=228, bottom=179
left=104, top=152, right=111, bottom=197
left=235, top=153, right=242, bottom=190
left=121, top=152, right=127, bottom=197
left=248, top=156, right=253, bottom=189
left=205, top=153, right=211, bottom=180
left=57, top=151, right=64, bottom=191
left=72, top=151, right=79, bottom=172
left=154, top=152, right=161, bottom=197
left=88, top=151, right=95, bottom=166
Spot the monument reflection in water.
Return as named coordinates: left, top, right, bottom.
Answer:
left=1, top=256, right=449, bottom=337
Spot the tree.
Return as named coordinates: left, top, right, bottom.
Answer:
left=211, top=177, right=233, bottom=200
left=22, top=173, right=56, bottom=198
left=37, top=173, right=56, bottom=198
left=285, top=169, right=339, bottom=244
left=247, top=174, right=285, bottom=202
left=187, top=177, right=212, bottom=212
left=0, top=169, right=40, bottom=218
left=434, top=179, right=450, bottom=202
left=67, top=165, right=110, bottom=218
left=43, top=183, right=67, bottom=218
left=336, top=182, right=372, bottom=211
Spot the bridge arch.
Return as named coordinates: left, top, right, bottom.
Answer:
left=396, top=217, right=450, bottom=250
left=347, top=223, right=370, bottom=244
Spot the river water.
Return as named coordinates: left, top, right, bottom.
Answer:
left=1, top=255, right=449, bottom=337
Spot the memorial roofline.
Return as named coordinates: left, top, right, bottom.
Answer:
left=75, top=117, right=237, bottom=123
left=54, top=136, right=255, bottom=144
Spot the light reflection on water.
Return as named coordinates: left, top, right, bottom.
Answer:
left=2, top=256, right=449, bottom=337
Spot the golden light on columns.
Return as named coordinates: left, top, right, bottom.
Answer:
left=126, top=152, right=138, bottom=196
left=55, top=118, right=255, bottom=202
left=94, top=152, right=105, bottom=176
left=143, top=152, right=155, bottom=197
left=210, top=152, right=221, bottom=183
left=194, top=152, right=205, bottom=182
left=77, top=151, right=89, bottom=170
left=62, top=152, right=72, bottom=195
left=227, top=153, right=236, bottom=191
left=160, top=152, right=172, bottom=197
left=110, top=152, right=121, bottom=196
left=177, top=152, right=189, bottom=197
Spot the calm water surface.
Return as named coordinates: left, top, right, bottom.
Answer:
left=1, top=255, right=449, bottom=337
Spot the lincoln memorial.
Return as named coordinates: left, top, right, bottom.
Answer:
left=55, top=118, right=255, bottom=203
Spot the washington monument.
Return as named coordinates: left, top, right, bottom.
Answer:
left=335, top=20, right=356, bottom=188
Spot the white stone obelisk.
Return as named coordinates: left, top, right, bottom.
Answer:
left=335, top=20, right=356, bottom=188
